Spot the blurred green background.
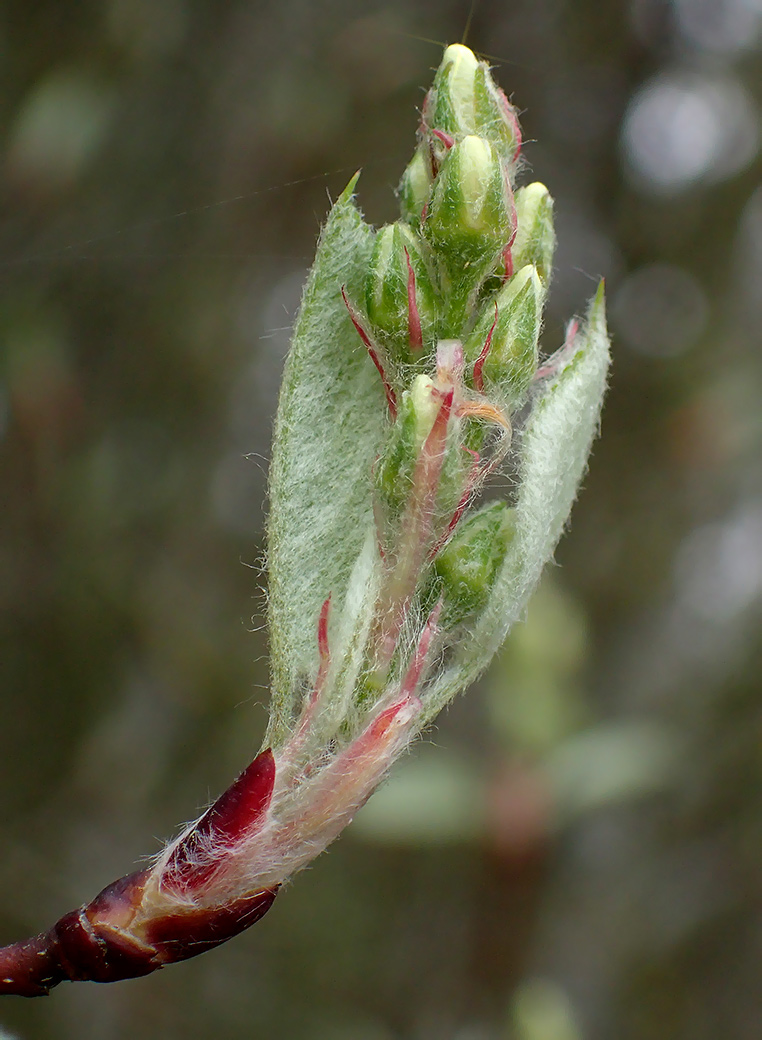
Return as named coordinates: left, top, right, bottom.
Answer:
left=1, top=1, right=761, bottom=1037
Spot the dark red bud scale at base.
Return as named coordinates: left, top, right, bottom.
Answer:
left=0, top=749, right=279, bottom=997
left=163, top=747, right=276, bottom=893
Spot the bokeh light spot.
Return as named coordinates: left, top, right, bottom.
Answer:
left=674, top=0, right=762, bottom=54
left=622, top=72, right=759, bottom=193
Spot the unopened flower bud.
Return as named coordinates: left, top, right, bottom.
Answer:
left=511, top=183, right=556, bottom=283
left=375, top=375, right=441, bottom=517
left=427, top=44, right=520, bottom=166
left=433, top=501, right=516, bottom=624
left=374, top=374, right=464, bottom=531
left=398, top=146, right=433, bottom=225
left=464, top=264, right=543, bottom=405
left=427, top=136, right=511, bottom=253
left=364, top=222, right=438, bottom=362
left=424, top=136, right=515, bottom=325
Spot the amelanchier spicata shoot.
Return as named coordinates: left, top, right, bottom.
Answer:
left=0, top=44, right=609, bottom=998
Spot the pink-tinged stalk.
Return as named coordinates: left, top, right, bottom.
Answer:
left=374, top=387, right=454, bottom=673
left=275, top=695, right=421, bottom=855
left=275, top=602, right=441, bottom=856
left=371, top=337, right=514, bottom=675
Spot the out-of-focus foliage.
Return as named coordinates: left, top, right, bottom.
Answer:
left=1, top=1, right=761, bottom=1038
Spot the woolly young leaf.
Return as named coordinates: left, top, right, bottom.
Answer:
left=266, top=175, right=382, bottom=743
left=422, top=286, right=610, bottom=724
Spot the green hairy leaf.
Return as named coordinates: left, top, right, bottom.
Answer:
left=266, top=174, right=381, bottom=738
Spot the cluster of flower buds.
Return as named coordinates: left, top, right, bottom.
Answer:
left=0, top=44, right=608, bottom=997
left=342, top=43, right=557, bottom=662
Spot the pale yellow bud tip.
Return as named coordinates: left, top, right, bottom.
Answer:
left=410, top=374, right=441, bottom=449
left=442, top=43, right=479, bottom=72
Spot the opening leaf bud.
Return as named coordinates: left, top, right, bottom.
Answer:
left=398, top=146, right=433, bottom=225
left=364, top=222, right=438, bottom=362
left=511, top=183, right=556, bottom=284
left=432, top=501, right=516, bottom=624
left=464, top=265, right=543, bottom=406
